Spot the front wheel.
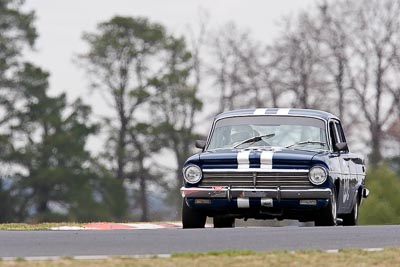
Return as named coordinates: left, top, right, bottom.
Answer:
left=315, top=189, right=337, bottom=226
left=182, top=199, right=207, bottom=229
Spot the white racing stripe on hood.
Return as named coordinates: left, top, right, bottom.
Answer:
left=237, top=150, right=251, bottom=169
left=277, top=108, right=290, bottom=115
left=260, top=151, right=273, bottom=169
left=253, top=108, right=267, bottom=115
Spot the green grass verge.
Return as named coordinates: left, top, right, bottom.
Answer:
left=172, top=249, right=258, bottom=257
left=1, top=248, right=400, bottom=267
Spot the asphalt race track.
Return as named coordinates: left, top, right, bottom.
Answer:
left=1, top=225, right=400, bottom=258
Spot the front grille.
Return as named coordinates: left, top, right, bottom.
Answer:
left=200, top=171, right=314, bottom=189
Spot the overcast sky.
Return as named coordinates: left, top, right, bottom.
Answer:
left=25, top=0, right=317, bottom=105
left=22, top=0, right=318, bottom=154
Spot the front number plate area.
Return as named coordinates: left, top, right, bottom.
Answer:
left=236, top=197, right=273, bottom=208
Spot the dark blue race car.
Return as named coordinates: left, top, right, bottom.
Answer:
left=181, top=108, right=369, bottom=228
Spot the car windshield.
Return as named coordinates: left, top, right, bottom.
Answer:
left=207, top=116, right=328, bottom=150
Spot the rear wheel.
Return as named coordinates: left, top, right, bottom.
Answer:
left=315, top=189, right=337, bottom=226
left=342, top=197, right=359, bottom=226
left=182, top=199, right=207, bottom=229
left=213, top=216, right=235, bottom=228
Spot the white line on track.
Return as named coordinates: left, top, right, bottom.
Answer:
left=0, top=248, right=387, bottom=261
left=1, top=254, right=172, bottom=261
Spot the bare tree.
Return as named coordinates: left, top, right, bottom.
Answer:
left=344, top=0, right=400, bottom=164
left=314, top=1, right=354, bottom=120
left=271, top=12, right=331, bottom=110
left=208, top=23, right=245, bottom=111
left=187, top=8, right=210, bottom=92
left=292, top=1, right=362, bottom=134
left=267, top=0, right=400, bottom=164
left=208, top=23, right=278, bottom=112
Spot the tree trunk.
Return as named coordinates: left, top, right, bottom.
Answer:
left=116, top=110, right=127, bottom=181
left=336, top=58, right=345, bottom=119
left=369, top=125, right=382, bottom=166
left=36, top=186, right=49, bottom=222
left=139, top=174, right=148, bottom=221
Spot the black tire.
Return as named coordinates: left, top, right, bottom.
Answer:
left=342, top=197, right=359, bottom=226
left=315, top=188, right=337, bottom=226
left=182, top=199, right=207, bottom=229
left=213, top=216, right=235, bottom=228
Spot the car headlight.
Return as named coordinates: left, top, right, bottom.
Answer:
left=183, top=165, right=202, bottom=184
left=308, top=166, right=327, bottom=185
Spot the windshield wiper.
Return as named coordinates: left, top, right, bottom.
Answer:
left=233, top=133, right=275, bottom=148
left=285, top=140, right=327, bottom=149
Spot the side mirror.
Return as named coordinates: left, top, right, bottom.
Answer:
left=195, top=140, right=206, bottom=149
left=362, top=188, right=370, bottom=198
left=335, top=142, right=348, bottom=152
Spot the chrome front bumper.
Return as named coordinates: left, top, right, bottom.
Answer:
left=180, top=187, right=332, bottom=200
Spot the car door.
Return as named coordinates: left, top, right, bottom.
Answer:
left=329, top=120, right=352, bottom=213
left=335, top=122, right=362, bottom=211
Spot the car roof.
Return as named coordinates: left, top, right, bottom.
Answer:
left=214, top=108, right=339, bottom=122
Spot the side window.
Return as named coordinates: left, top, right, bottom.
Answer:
left=329, top=120, right=348, bottom=152
left=329, top=121, right=339, bottom=149
left=330, top=121, right=349, bottom=152
left=335, top=122, right=347, bottom=144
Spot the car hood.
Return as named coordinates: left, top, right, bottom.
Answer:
left=192, top=147, right=326, bottom=170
